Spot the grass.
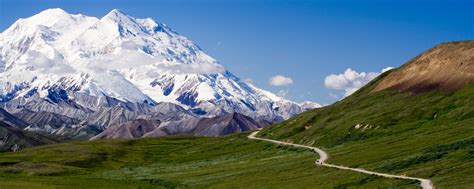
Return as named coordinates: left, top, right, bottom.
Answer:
left=258, top=73, right=474, bottom=188
left=0, top=133, right=418, bottom=189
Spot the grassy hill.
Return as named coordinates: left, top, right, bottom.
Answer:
left=259, top=41, right=474, bottom=188
left=0, top=133, right=419, bottom=189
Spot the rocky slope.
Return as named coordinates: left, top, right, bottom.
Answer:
left=91, top=119, right=161, bottom=139
left=0, top=108, right=28, bottom=128
left=0, top=121, right=68, bottom=152
left=92, top=112, right=265, bottom=139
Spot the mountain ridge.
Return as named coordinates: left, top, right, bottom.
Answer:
left=0, top=8, right=320, bottom=136
left=0, top=9, right=317, bottom=121
left=91, top=112, right=266, bottom=140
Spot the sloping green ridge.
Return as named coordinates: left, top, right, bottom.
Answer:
left=0, top=133, right=417, bottom=188
left=259, top=70, right=474, bottom=188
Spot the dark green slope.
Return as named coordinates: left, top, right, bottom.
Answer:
left=0, top=121, right=69, bottom=152
left=259, top=41, right=474, bottom=188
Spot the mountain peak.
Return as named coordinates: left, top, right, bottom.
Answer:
left=29, top=8, right=73, bottom=23
left=97, top=8, right=144, bottom=36
left=107, top=9, right=125, bottom=15
left=37, top=8, right=70, bottom=16
left=299, top=101, right=322, bottom=110
left=102, top=9, right=131, bottom=21
left=109, top=8, right=121, bottom=13
left=20, top=8, right=74, bottom=27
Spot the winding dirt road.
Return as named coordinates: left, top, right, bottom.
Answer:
left=248, top=130, right=434, bottom=189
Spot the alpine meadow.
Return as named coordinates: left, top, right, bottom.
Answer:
left=1, top=1, right=473, bottom=189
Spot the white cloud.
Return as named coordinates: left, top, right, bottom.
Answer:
left=144, top=63, right=226, bottom=78
left=269, top=75, right=293, bottom=86
left=80, top=50, right=226, bottom=76
left=329, top=93, right=338, bottom=99
left=83, top=50, right=157, bottom=73
left=277, top=89, right=289, bottom=97
left=325, top=67, right=393, bottom=97
left=25, top=51, right=76, bottom=75
left=155, top=62, right=226, bottom=75
left=242, top=78, right=253, bottom=84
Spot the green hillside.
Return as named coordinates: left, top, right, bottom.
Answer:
left=259, top=67, right=474, bottom=187
left=0, top=133, right=418, bottom=189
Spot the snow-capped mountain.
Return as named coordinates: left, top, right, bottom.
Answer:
left=299, top=101, right=322, bottom=110
left=0, top=8, right=319, bottom=128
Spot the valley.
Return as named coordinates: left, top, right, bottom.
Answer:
left=0, top=133, right=416, bottom=188
left=0, top=4, right=472, bottom=189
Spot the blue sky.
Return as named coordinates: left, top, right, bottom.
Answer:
left=1, top=0, right=473, bottom=104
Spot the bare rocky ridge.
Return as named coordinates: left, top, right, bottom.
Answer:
left=91, top=112, right=265, bottom=139
left=0, top=108, right=28, bottom=128
left=91, top=119, right=161, bottom=139
left=373, top=40, right=474, bottom=93
left=0, top=121, right=67, bottom=152
left=1, top=94, right=194, bottom=138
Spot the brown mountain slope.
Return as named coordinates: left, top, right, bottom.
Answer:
left=92, top=113, right=266, bottom=139
left=373, top=40, right=474, bottom=93
left=90, top=119, right=161, bottom=140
